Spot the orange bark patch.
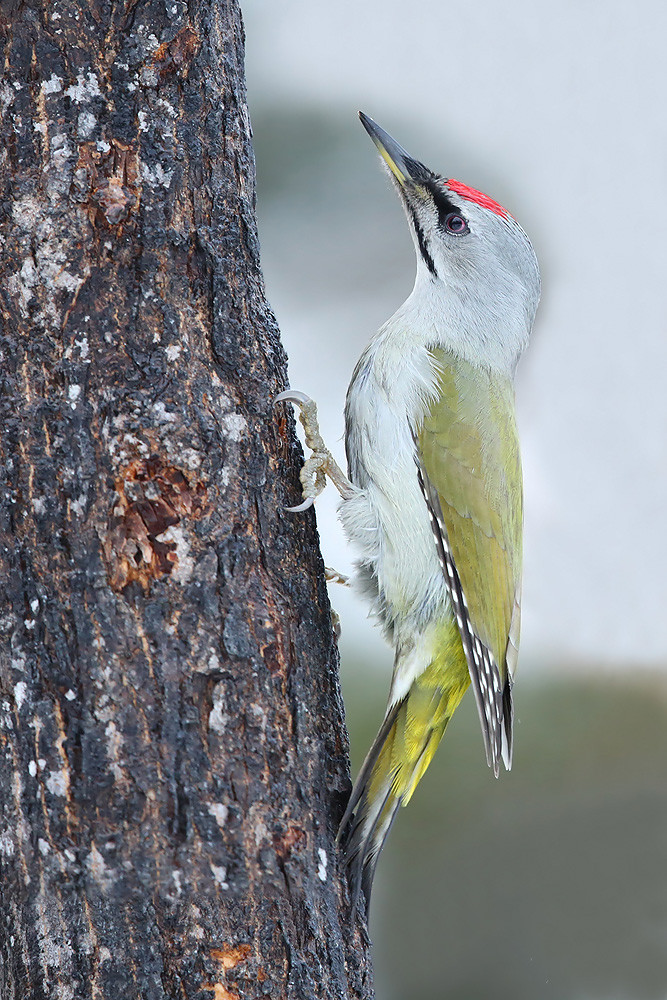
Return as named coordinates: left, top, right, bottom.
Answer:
left=103, top=455, right=206, bottom=591
left=152, top=25, right=200, bottom=78
left=273, top=825, right=306, bottom=860
left=72, top=139, right=140, bottom=228
left=210, top=943, right=252, bottom=969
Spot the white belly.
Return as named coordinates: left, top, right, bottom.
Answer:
left=340, top=326, right=450, bottom=634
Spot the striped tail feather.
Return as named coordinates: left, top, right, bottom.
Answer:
left=339, top=663, right=469, bottom=913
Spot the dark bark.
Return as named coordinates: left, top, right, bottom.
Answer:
left=0, top=2, right=374, bottom=997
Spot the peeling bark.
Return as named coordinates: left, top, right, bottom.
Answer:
left=0, top=2, right=374, bottom=997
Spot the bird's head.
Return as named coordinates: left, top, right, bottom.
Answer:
left=359, top=112, right=540, bottom=372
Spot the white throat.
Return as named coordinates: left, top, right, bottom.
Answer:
left=392, top=259, right=531, bottom=377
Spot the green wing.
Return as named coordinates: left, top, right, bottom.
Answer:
left=418, top=349, right=523, bottom=773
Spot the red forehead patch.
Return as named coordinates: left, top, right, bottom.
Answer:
left=447, top=179, right=509, bottom=218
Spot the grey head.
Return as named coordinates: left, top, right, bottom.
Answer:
left=359, top=112, right=540, bottom=372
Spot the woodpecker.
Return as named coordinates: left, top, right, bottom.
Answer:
left=276, top=113, right=540, bottom=910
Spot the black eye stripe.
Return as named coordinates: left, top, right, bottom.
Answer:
left=407, top=204, right=436, bottom=276
left=423, top=178, right=468, bottom=232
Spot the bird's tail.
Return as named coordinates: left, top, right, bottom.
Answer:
left=339, top=658, right=469, bottom=913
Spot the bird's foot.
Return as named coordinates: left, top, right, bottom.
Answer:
left=325, top=567, right=350, bottom=586
left=274, top=390, right=356, bottom=511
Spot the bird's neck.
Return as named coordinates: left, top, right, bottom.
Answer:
left=382, top=264, right=529, bottom=378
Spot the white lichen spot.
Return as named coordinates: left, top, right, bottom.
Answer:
left=68, top=385, right=81, bottom=402
left=165, top=343, right=181, bottom=361
left=10, top=652, right=26, bottom=674
left=220, top=413, right=247, bottom=443
left=105, top=721, right=124, bottom=781
left=70, top=494, right=86, bottom=517
left=140, top=161, right=173, bottom=189
left=179, top=447, right=202, bottom=471
left=98, top=947, right=112, bottom=965
left=207, top=802, right=228, bottom=829
left=251, top=813, right=269, bottom=848
left=151, top=401, right=176, bottom=424
left=0, top=83, right=15, bottom=113
left=38, top=838, right=50, bottom=856
left=317, top=847, right=328, bottom=882
left=28, top=760, right=37, bottom=778
left=248, top=703, right=266, bottom=729
left=208, top=653, right=220, bottom=671
left=56, top=270, right=82, bottom=295
left=156, top=97, right=177, bottom=118
left=0, top=832, right=15, bottom=857
left=137, top=110, right=149, bottom=132
left=75, top=336, right=89, bottom=359
left=64, top=71, right=101, bottom=104
left=87, top=844, right=110, bottom=884
left=7, top=257, right=38, bottom=317
left=32, top=496, right=47, bottom=515
left=13, top=682, right=27, bottom=710
left=65, top=689, right=76, bottom=702
left=50, top=131, right=73, bottom=166
left=77, top=110, right=96, bottom=138
left=33, top=121, right=47, bottom=135
left=46, top=769, right=68, bottom=797
left=38, top=758, right=46, bottom=771
left=24, top=619, right=35, bottom=630
left=11, top=195, right=42, bottom=231
left=155, top=524, right=193, bottom=584
left=172, top=869, right=183, bottom=895
left=36, top=886, right=74, bottom=976
left=96, top=139, right=111, bottom=153
left=209, top=686, right=228, bottom=735
left=210, top=864, right=229, bottom=889
left=30, top=598, right=39, bottom=613
left=139, top=65, right=158, bottom=87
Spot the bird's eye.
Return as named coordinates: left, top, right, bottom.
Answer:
left=444, top=213, right=469, bottom=235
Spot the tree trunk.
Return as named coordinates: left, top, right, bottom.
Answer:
left=0, top=2, right=374, bottom=997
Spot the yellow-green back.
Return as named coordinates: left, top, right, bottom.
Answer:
left=419, top=349, right=523, bottom=675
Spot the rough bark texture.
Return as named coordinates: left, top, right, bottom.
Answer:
left=0, top=2, right=374, bottom=997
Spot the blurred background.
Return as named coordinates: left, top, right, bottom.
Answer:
left=242, top=2, right=667, bottom=996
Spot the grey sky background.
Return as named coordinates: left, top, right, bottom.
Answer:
left=242, top=0, right=667, bottom=671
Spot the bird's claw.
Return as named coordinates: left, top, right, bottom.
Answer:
left=285, top=496, right=316, bottom=513
left=274, top=388, right=356, bottom=510
left=274, top=389, right=312, bottom=407
left=274, top=390, right=328, bottom=512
